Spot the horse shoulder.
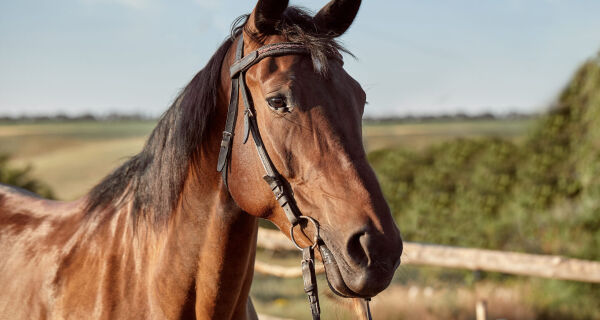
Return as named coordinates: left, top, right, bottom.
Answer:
left=0, top=184, right=89, bottom=319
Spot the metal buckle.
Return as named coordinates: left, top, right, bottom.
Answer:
left=273, top=185, right=284, bottom=200
left=289, top=216, right=320, bottom=250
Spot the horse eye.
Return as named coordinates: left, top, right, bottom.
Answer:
left=266, top=96, right=287, bottom=110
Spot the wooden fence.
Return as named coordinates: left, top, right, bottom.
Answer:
left=255, top=228, right=600, bottom=283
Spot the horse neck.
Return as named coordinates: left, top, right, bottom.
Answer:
left=161, top=164, right=258, bottom=318
left=67, top=84, right=258, bottom=318
left=138, top=143, right=255, bottom=317
left=68, top=169, right=256, bottom=318
left=144, top=57, right=258, bottom=317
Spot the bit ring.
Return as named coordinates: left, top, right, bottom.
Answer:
left=289, top=216, right=320, bottom=250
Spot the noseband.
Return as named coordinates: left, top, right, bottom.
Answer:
left=217, top=34, right=372, bottom=320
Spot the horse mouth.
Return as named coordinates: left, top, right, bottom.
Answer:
left=317, top=238, right=397, bottom=299
left=318, top=243, right=369, bottom=298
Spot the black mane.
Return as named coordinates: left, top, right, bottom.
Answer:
left=85, top=30, right=234, bottom=223
left=85, top=7, right=347, bottom=224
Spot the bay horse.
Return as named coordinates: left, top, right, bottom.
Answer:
left=0, top=0, right=403, bottom=319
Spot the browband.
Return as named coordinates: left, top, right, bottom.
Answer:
left=230, top=42, right=309, bottom=77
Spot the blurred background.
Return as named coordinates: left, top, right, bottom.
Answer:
left=1, top=0, right=600, bottom=319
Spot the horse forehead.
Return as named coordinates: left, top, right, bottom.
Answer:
left=244, top=33, right=287, bottom=52
left=249, top=55, right=310, bottom=92
left=259, top=53, right=308, bottom=75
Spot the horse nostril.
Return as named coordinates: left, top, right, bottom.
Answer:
left=345, top=228, right=404, bottom=270
left=346, top=231, right=370, bottom=267
left=339, top=227, right=404, bottom=296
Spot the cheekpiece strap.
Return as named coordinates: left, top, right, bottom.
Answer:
left=218, top=33, right=306, bottom=227
left=216, top=36, right=245, bottom=186
left=217, top=37, right=308, bottom=188
left=216, top=33, right=328, bottom=320
left=217, top=32, right=316, bottom=230
left=263, top=175, right=299, bottom=226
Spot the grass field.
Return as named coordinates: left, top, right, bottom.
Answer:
left=1, top=121, right=154, bottom=200
left=0, top=118, right=534, bottom=200
left=362, top=118, right=532, bottom=151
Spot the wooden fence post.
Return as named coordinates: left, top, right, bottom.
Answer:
left=476, top=300, right=488, bottom=320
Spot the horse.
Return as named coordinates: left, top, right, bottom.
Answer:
left=0, top=0, right=403, bottom=319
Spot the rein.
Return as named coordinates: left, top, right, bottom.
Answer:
left=217, top=34, right=372, bottom=320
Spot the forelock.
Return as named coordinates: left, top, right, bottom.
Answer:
left=243, top=6, right=352, bottom=76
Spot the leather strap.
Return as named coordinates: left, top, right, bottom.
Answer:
left=217, top=36, right=308, bottom=190
left=217, top=36, right=245, bottom=187
left=217, top=34, right=346, bottom=320
left=230, top=42, right=308, bottom=77
left=217, top=34, right=308, bottom=226
left=245, top=106, right=300, bottom=225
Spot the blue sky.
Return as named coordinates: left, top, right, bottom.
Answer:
left=1, top=0, right=600, bottom=117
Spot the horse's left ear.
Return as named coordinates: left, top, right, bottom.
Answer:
left=313, top=0, right=362, bottom=37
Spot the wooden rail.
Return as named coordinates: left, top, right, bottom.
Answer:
left=255, top=228, right=600, bottom=283
left=254, top=260, right=324, bottom=278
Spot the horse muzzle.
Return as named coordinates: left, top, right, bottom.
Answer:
left=318, top=227, right=403, bottom=298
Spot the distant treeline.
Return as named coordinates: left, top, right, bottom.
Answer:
left=363, top=111, right=537, bottom=124
left=0, top=113, right=156, bottom=123
left=0, top=111, right=537, bottom=123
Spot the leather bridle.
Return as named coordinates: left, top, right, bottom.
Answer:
left=217, top=35, right=307, bottom=226
left=217, top=34, right=372, bottom=320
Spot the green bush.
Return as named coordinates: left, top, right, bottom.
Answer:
left=369, top=52, right=600, bottom=319
left=0, top=154, right=55, bottom=199
left=369, top=138, right=520, bottom=248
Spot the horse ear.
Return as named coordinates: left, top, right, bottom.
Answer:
left=249, top=0, right=289, bottom=34
left=313, top=0, right=361, bottom=37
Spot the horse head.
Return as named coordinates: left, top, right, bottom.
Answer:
left=223, top=0, right=403, bottom=298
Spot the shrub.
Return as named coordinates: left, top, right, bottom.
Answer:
left=368, top=52, right=600, bottom=319
left=0, top=154, right=55, bottom=199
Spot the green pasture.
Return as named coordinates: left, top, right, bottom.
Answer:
left=0, top=118, right=533, bottom=200
left=0, top=121, right=153, bottom=200
left=0, top=117, right=537, bottom=319
left=363, top=118, right=532, bottom=151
